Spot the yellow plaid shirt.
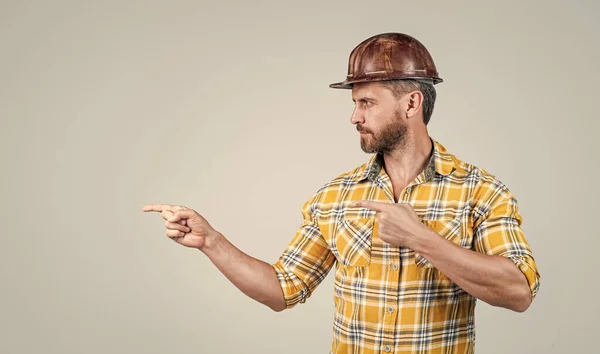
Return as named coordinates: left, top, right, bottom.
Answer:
left=272, top=139, right=540, bottom=354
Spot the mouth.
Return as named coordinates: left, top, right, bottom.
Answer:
left=357, top=127, right=371, bottom=135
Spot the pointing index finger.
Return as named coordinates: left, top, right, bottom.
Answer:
left=351, top=200, right=390, bottom=212
left=142, top=204, right=170, bottom=212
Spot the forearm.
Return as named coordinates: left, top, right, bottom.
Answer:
left=412, top=228, right=532, bottom=312
left=199, top=233, right=286, bottom=312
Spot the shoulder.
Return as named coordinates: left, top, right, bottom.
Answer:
left=461, top=161, right=514, bottom=203
left=442, top=146, right=518, bottom=221
left=439, top=142, right=513, bottom=199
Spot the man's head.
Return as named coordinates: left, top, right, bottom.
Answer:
left=351, top=80, right=435, bottom=154
left=330, top=32, right=442, bottom=154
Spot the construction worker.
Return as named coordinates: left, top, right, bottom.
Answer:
left=143, top=32, right=540, bottom=354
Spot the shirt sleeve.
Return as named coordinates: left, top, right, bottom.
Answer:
left=272, top=197, right=336, bottom=309
left=473, top=185, right=541, bottom=300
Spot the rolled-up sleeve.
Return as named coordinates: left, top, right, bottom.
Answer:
left=473, top=188, right=541, bottom=300
left=272, top=199, right=335, bottom=309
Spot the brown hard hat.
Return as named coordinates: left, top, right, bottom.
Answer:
left=330, top=33, right=442, bottom=89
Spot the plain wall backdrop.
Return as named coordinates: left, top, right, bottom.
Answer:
left=1, top=0, right=599, bottom=353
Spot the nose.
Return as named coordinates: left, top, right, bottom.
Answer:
left=350, top=106, right=364, bottom=125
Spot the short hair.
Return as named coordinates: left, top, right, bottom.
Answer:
left=380, top=79, right=437, bottom=125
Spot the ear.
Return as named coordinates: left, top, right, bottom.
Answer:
left=405, top=90, right=424, bottom=120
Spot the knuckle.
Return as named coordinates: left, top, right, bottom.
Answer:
left=165, top=222, right=176, bottom=230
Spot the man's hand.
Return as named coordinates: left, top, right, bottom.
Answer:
left=351, top=200, right=428, bottom=248
left=142, top=204, right=220, bottom=250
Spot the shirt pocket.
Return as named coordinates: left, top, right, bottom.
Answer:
left=415, top=218, right=473, bottom=268
left=331, top=218, right=374, bottom=267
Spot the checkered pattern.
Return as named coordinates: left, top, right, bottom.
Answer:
left=272, top=139, right=540, bottom=354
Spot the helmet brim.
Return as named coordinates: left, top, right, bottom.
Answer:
left=329, top=77, right=443, bottom=90
left=329, top=81, right=353, bottom=89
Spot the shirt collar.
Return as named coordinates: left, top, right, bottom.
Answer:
left=355, top=138, right=456, bottom=183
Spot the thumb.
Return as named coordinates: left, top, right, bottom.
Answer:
left=169, top=209, right=196, bottom=223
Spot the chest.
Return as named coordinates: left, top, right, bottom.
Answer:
left=314, top=177, right=477, bottom=270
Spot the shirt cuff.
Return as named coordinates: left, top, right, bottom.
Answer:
left=271, top=262, right=310, bottom=309
left=506, top=255, right=540, bottom=300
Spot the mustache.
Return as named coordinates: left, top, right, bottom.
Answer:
left=356, top=125, right=372, bottom=134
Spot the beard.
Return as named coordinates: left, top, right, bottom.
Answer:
left=358, top=111, right=408, bottom=154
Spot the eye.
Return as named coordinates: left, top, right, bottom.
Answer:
left=354, top=99, right=374, bottom=108
left=361, top=100, right=373, bottom=108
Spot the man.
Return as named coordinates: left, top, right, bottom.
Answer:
left=143, top=33, right=540, bottom=354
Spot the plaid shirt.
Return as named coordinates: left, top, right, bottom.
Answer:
left=272, top=139, right=540, bottom=354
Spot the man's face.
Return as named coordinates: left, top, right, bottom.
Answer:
left=351, top=82, right=408, bottom=154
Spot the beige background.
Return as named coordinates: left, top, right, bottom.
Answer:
left=1, top=0, right=598, bottom=353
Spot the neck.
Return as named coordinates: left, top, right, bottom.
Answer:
left=382, top=132, right=433, bottom=188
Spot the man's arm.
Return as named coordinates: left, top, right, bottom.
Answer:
left=142, top=204, right=285, bottom=312
left=143, top=201, right=335, bottom=312
left=200, top=232, right=287, bottom=312
left=353, top=190, right=540, bottom=313
left=411, top=232, right=532, bottom=312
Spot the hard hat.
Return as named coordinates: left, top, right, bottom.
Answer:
left=329, top=32, right=443, bottom=89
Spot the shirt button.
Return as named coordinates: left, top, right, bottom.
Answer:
left=388, top=306, right=394, bottom=313
left=392, top=264, right=398, bottom=271
left=385, top=345, right=391, bottom=352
